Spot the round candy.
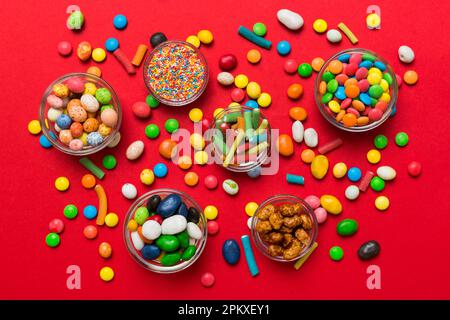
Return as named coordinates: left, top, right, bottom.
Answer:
left=49, top=218, right=65, bottom=233
left=178, top=155, right=193, bottom=170
left=194, top=150, right=208, bottom=165
left=333, top=162, right=347, bottom=178
left=207, top=221, right=219, bottom=235
left=64, top=204, right=78, bottom=219
left=83, top=205, right=98, bottom=220
left=314, top=207, right=327, bottom=224
left=150, top=32, right=167, bottom=48
left=113, top=14, right=127, bottom=29
left=81, top=174, right=96, bottom=189
left=92, top=48, right=106, bottom=62
left=132, top=101, right=151, bottom=119
left=234, top=74, right=249, bottom=88
left=219, top=54, right=237, bottom=71
left=186, top=35, right=200, bottom=48
left=28, top=120, right=41, bottom=135
left=189, top=108, right=203, bottom=122
left=165, top=118, right=179, bottom=133
left=40, top=134, right=53, bottom=148
left=345, top=185, right=360, bottom=200
left=326, top=29, right=342, bottom=43
left=204, top=175, right=218, bottom=189
left=105, top=38, right=119, bottom=52
left=46, top=233, right=60, bottom=248
left=204, top=205, right=218, bottom=220
left=398, top=45, right=415, bottom=64
left=374, top=134, right=388, bottom=149
left=231, top=88, right=245, bottom=102
left=375, top=196, right=390, bottom=211
left=313, top=19, right=328, bottom=33
left=287, top=83, right=303, bottom=99
left=246, top=82, right=261, bottom=99
left=277, top=40, right=291, bottom=56
left=247, top=49, right=262, bottom=64
left=284, top=59, right=298, bottom=74
left=200, top=272, right=215, bottom=287
left=370, top=176, right=385, bottom=192
left=99, top=242, right=112, bottom=259
left=83, top=225, right=98, bottom=239
left=403, top=70, right=418, bottom=85
left=99, top=267, right=114, bottom=282
left=347, top=167, right=362, bottom=182
left=103, top=154, right=117, bottom=169
left=184, top=172, right=199, bottom=187
left=57, top=41, right=72, bottom=56
left=105, top=213, right=119, bottom=227
left=145, top=124, right=160, bottom=139
left=311, top=57, right=324, bottom=72
left=122, top=183, right=137, bottom=199
left=253, top=22, right=267, bottom=36
left=159, top=139, right=176, bottom=159
left=257, top=92, right=271, bottom=107
left=153, top=163, right=168, bottom=178
left=367, top=149, right=381, bottom=164
left=55, top=176, right=70, bottom=191
left=245, top=202, right=258, bottom=217
left=298, top=63, right=313, bottom=77
left=197, top=29, right=213, bottom=44
left=408, top=161, right=422, bottom=177
left=87, top=66, right=102, bottom=77
left=247, top=166, right=261, bottom=178
left=395, top=132, right=409, bottom=147
left=301, top=149, right=315, bottom=163
left=140, top=169, right=155, bottom=185
left=329, top=246, right=344, bottom=261
left=146, top=94, right=160, bottom=108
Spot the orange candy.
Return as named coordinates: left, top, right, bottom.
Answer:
left=98, top=242, right=112, bottom=259
left=184, top=172, right=199, bottom=187
left=344, top=78, right=358, bottom=87
left=319, top=81, right=327, bottom=95
left=81, top=174, right=96, bottom=189
left=351, top=100, right=365, bottom=112
left=342, top=113, right=357, bottom=127
left=87, top=66, right=102, bottom=77
left=301, top=149, right=315, bottom=163
left=335, top=110, right=345, bottom=122
left=311, top=57, right=325, bottom=72
left=159, top=139, right=177, bottom=159
left=345, top=85, right=360, bottom=98
left=403, top=70, right=418, bottom=85
left=357, top=116, right=369, bottom=126
left=276, top=134, right=294, bottom=157
left=178, top=155, right=193, bottom=170
left=328, top=60, right=343, bottom=74
left=289, top=107, right=308, bottom=121
left=287, top=83, right=303, bottom=100
left=247, top=49, right=262, bottom=64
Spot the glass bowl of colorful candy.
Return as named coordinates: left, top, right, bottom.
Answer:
left=251, top=194, right=318, bottom=262
left=39, top=73, right=122, bottom=155
left=143, top=40, right=209, bottom=106
left=315, top=48, right=398, bottom=132
left=207, top=105, right=271, bottom=173
left=124, top=189, right=207, bottom=274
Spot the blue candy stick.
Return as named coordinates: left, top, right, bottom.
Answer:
left=241, top=235, right=259, bottom=277
left=238, top=26, right=272, bottom=49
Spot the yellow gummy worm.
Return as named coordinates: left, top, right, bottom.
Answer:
left=338, top=23, right=358, bottom=44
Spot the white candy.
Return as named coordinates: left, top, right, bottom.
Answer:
left=107, top=132, right=121, bottom=148
left=80, top=94, right=100, bottom=113
left=277, top=9, right=304, bottom=30
left=126, top=140, right=144, bottom=160
left=161, top=215, right=187, bottom=235
left=327, top=29, right=342, bottom=43
left=222, top=179, right=239, bottom=195
left=345, top=185, right=360, bottom=200
left=217, top=72, right=234, bottom=86
left=304, top=128, right=318, bottom=148
left=54, top=123, right=62, bottom=133
left=47, top=107, right=63, bottom=122
left=142, top=220, right=162, bottom=240
left=247, top=217, right=253, bottom=230
left=398, top=45, right=415, bottom=64
left=376, top=166, right=397, bottom=181
left=187, top=222, right=202, bottom=240
left=121, top=183, right=137, bottom=199
left=131, top=231, right=144, bottom=250
left=292, top=120, right=304, bottom=143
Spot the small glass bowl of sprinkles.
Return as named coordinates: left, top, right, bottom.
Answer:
left=143, top=40, right=209, bottom=106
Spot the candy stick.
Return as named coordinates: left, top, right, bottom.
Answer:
left=244, top=111, right=254, bottom=135
left=251, top=108, right=260, bottom=129
left=249, top=132, right=267, bottom=145
left=294, top=242, right=318, bottom=270
left=223, top=111, right=241, bottom=123
left=338, top=22, right=358, bottom=44
left=113, top=49, right=136, bottom=74
left=131, top=44, right=148, bottom=66
left=79, top=157, right=105, bottom=179
left=359, top=171, right=374, bottom=192
left=213, top=130, right=227, bottom=155
left=223, top=130, right=245, bottom=167
left=286, top=174, right=305, bottom=185
left=95, top=184, right=108, bottom=225
left=236, top=116, right=245, bottom=131
left=241, top=235, right=259, bottom=276
left=238, top=26, right=272, bottom=49
left=318, top=138, right=343, bottom=154
left=248, top=141, right=268, bottom=155
left=254, top=119, right=269, bottom=135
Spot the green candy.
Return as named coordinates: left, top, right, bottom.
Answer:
left=67, top=11, right=84, bottom=30
left=223, top=111, right=241, bottom=123
left=327, top=79, right=338, bottom=93
left=298, top=63, right=313, bottom=78
left=176, top=231, right=190, bottom=249
left=362, top=53, right=376, bottom=62
left=134, top=207, right=149, bottom=225
left=383, top=73, right=393, bottom=85
left=102, top=154, right=117, bottom=170
left=46, top=233, right=60, bottom=248
left=165, top=118, right=179, bottom=133
left=322, top=71, right=335, bottom=83
left=329, top=246, right=344, bottom=261
left=64, top=204, right=78, bottom=219
left=321, top=92, right=333, bottom=104
left=156, top=235, right=180, bottom=252
left=395, top=132, right=409, bottom=147
left=370, top=176, right=385, bottom=192
left=145, top=124, right=160, bottom=139
left=337, top=219, right=358, bottom=236
left=370, top=97, right=378, bottom=107
left=374, top=134, right=388, bottom=149
left=181, top=245, right=197, bottom=261
left=253, top=22, right=267, bottom=37
left=100, top=104, right=113, bottom=112
left=146, top=95, right=160, bottom=108
left=95, top=88, right=112, bottom=105
left=369, top=85, right=383, bottom=99
left=161, top=252, right=181, bottom=266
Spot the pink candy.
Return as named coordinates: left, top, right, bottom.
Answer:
left=49, top=218, right=65, bottom=233
left=231, top=88, right=245, bottom=102
left=305, top=195, right=320, bottom=209
left=314, top=207, right=327, bottom=224
left=284, top=59, right=298, bottom=74
left=57, top=41, right=72, bottom=56
left=132, top=102, right=151, bottom=119
left=66, top=77, right=85, bottom=93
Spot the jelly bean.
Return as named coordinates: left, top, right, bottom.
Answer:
left=398, top=46, right=414, bottom=64
left=395, top=132, right=409, bottom=147
left=301, top=149, right=315, bottom=163
left=345, top=185, right=360, bottom=200
left=122, top=183, right=137, bottom=199
left=131, top=231, right=144, bottom=250
left=367, top=149, right=381, bottom=164
left=187, top=222, right=203, bottom=240
left=223, top=179, right=239, bottom=195
left=277, top=40, right=291, bottom=56
left=99, top=242, right=112, bottom=259
left=157, top=194, right=181, bottom=218
left=327, top=29, right=342, bottom=43
left=132, top=101, right=151, bottom=119
left=305, top=195, right=320, bottom=209
left=154, top=163, right=168, bottom=178
left=314, top=207, right=327, bottom=224
left=204, top=175, right=218, bottom=189
left=284, top=59, right=298, bottom=74
left=247, top=49, right=262, bottom=64
left=141, top=244, right=160, bottom=260
left=156, top=235, right=180, bottom=252
left=329, top=246, right=344, bottom=261
left=57, top=41, right=72, bottom=56
left=201, top=272, right=215, bottom=287
left=105, top=213, right=119, bottom=227
left=358, top=240, right=380, bottom=260
left=313, top=19, right=327, bottom=33
left=99, top=267, right=114, bottom=282
left=219, top=54, right=237, bottom=71
left=289, top=107, right=307, bottom=121
left=49, top=218, right=64, bottom=233
left=204, top=205, right=218, bottom=220
left=370, top=176, right=385, bottom=192
left=187, top=207, right=201, bottom=224
left=64, top=204, right=78, bottom=219
left=150, top=32, right=167, bottom=48
left=222, top=240, right=241, bottom=265
left=311, top=155, right=329, bottom=179
left=276, top=134, right=294, bottom=157
left=161, top=215, right=187, bottom=235
left=375, top=196, right=390, bottom=211
left=304, top=128, right=318, bottom=148
left=298, top=63, right=312, bottom=77
left=347, top=167, right=362, bottom=182
left=320, top=195, right=342, bottom=215
left=277, top=9, right=304, bottom=30
left=337, top=219, right=358, bottom=236
left=146, top=195, right=161, bottom=213
left=113, top=14, right=127, bottom=29
left=83, top=225, right=98, bottom=240
left=287, top=83, right=303, bottom=100
left=177, top=203, right=188, bottom=218
left=126, top=140, right=144, bottom=160
left=376, top=166, right=396, bottom=181
left=292, top=120, right=304, bottom=143
left=408, top=161, right=422, bottom=177
left=374, top=134, right=388, bottom=149
left=140, top=169, right=155, bottom=185
left=182, top=245, right=197, bottom=261
left=333, top=162, right=347, bottom=178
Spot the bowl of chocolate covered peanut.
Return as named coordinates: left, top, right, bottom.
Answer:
left=251, top=194, right=318, bottom=262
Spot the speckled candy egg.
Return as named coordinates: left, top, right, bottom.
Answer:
left=80, top=94, right=100, bottom=113
left=67, top=99, right=81, bottom=109
left=70, top=122, right=84, bottom=138
left=52, top=83, right=69, bottom=98
left=59, top=129, right=73, bottom=145
left=84, top=83, right=97, bottom=95
left=83, top=118, right=99, bottom=133
left=95, top=88, right=112, bottom=105
left=87, top=132, right=103, bottom=147
left=69, top=139, right=84, bottom=151
left=100, top=108, right=118, bottom=127
left=56, top=114, right=72, bottom=129
left=98, top=123, right=112, bottom=136
left=47, top=95, right=64, bottom=109
left=47, top=108, right=63, bottom=122
left=66, top=77, right=85, bottom=94
left=68, top=104, right=87, bottom=122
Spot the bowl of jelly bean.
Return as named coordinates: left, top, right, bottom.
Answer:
left=39, top=73, right=122, bottom=155
left=123, top=189, right=207, bottom=274
left=251, top=194, right=318, bottom=262
left=143, top=40, right=209, bottom=106
left=207, top=105, right=271, bottom=173
left=315, top=48, right=398, bottom=132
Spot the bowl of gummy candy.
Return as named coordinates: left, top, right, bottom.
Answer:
left=315, top=48, right=398, bottom=132
left=39, top=73, right=122, bottom=155
left=207, top=105, right=271, bottom=173
left=124, top=189, right=207, bottom=273
left=143, top=40, right=209, bottom=106
left=251, top=194, right=318, bottom=262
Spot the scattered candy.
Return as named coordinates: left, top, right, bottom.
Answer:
left=311, top=57, right=325, bottom=72
left=150, top=32, right=167, bottom=48
left=292, top=120, right=304, bottom=143
left=286, top=173, right=305, bottom=185
left=201, top=272, right=215, bottom=287
left=184, top=172, right=199, bottom=187
left=126, top=140, right=144, bottom=160
left=333, top=162, right=348, bottom=178
left=253, top=22, right=267, bottom=36
left=198, top=29, right=214, bottom=44
left=318, top=138, right=343, bottom=154
left=376, top=166, right=396, bottom=181
left=367, top=149, right=381, bottom=164
left=105, top=213, right=119, bottom=227
left=358, top=240, right=380, bottom=260
left=289, top=107, right=308, bottom=121
left=79, top=157, right=105, bottom=179
left=105, top=37, right=119, bottom=52
left=398, top=45, right=415, bottom=64
left=305, top=195, right=321, bottom=209
left=189, top=108, right=203, bottom=122
left=77, top=41, right=92, bottom=61
left=298, top=63, right=313, bottom=78
left=99, top=266, right=114, bottom=282
left=223, top=179, right=239, bottom=195
left=370, top=176, right=385, bottom=192
left=87, top=66, right=102, bottom=77
left=287, top=83, right=303, bottom=99
left=395, top=132, right=409, bottom=147
left=408, top=161, right=422, bottom=177
left=358, top=171, right=374, bottom=192
left=314, top=207, right=327, bottom=224
left=345, top=185, right=360, bottom=200
left=132, top=101, right=151, bottom=119
left=28, top=120, right=42, bottom=135
left=304, top=128, right=318, bottom=147
left=313, top=19, right=328, bottom=33
left=241, top=235, right=259, bottom=276
left=207, top=221, right=219, bottom=235
left=374, top=134, right=388, bottom=149
left=99, top=242, right=112, bottom=259
left=375, top=196, right=390, bottom=211
left=337, top=22, right=358, bottom=44
left=301, top=149, right=315, bottom=164
left=247, top=49, right=262, bottom=64
left=403, top=70, right=418, bottom=85
left=277, top=134, right=294, bottom=157
left=122, top=183, right=138, bottom=199
left=94, top=184, right=108, bottom=225
left=311, top=155, right=329, bottom=180
left=92, top=48, right=106, bottom=62
left=83, top=225, right=98, bottom=240
left=217, top=72, right=234, bottom=86
left=55, top=176, right=70, bottom=191
left=57, top=41, right=72, bottom=56
left=159, top=139, right=176, bottom=159
left=102, top=154, right=117, bottom=170
left=320, top=195, right=342, bottom=215
left=145, top=124, right=160, bottom=139
left=277, top=9, right=304, bottom=30
left=46, top=233, right=60, bottom=248
left=64, top=204, right=78, bottom=219
left=329, top=246, right=344, bottom=261
left=140, top=169, right=155, bottom=185
left=113, top=49, right=136, bottom=74
left=219, top=54, right=238, bottom=71
left=277, top=40, right=291, bottom=56
left=347, top=167, right=362, bottom=182
left=326, top=29, right=342, bottom=43
left=153, top=163, right=168, bottom=178
left=186, top=35, right=200, bottom=48
left=204, top=175, right=218, bottom=189
left=337, top=218, right=358, bottom=236
left=238, top=25, right=272, bottom=49
left=165, top=118, right=179, bottom=133
left=49, top=218, right=64, bottom=233
left=284, top=59, right=298, bottom=74
left=113, top=14, right=127, bottom=30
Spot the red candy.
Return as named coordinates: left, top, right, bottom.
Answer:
left=231, top=88, right=245, bottom=102
left=57, top=41, right=72, bottom=56
left=49, top=218, right=64, bottom=233
left=201, top=118, right=211, bottom=132
left=284, top=59, right=298, bottom=74
left=368, top=108, right=383, bottom=121
left=148, top=215, right=163, bottom=224
left=207, top=221, right=219, bottom=235
left=408, top=161, right=422, bottom=177
left=219, top=54, right=237, bottom=71
left=200, top=272, right=215, bottom=287
left=132, top=101, right=151, bottom=119
left=204, top=175, right=218, bottom=189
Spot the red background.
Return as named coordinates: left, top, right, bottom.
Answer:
left=1, top=0, right=449, bottom=299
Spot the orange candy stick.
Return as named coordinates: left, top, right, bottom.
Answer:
left=95, top=184, right=108, bottom=225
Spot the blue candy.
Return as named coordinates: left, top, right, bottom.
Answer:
left=83, top=205, right=98, bottom=220
left=338, top=54, right=350, bottom=63
left=153, top=163, right=168, bottom=178
left=286, top=174, right=304, bottom=185
left=87, top=132, right=103, bottom=147
left=245, top=100, right=258, bottom=109
left=359, top=60, right=373, bottom=69
left=141, top=244, right=161, bottom=260
left=39, top=134, right=52, bottom=148
left=56, top=114, right=72, bottom=129
left=241, top=235, right=259, bottom=276
left=247, top=166, right=261, bottom=178
left=359, top=93, right=372, bottom=106
left=176, top=203, right=188, bottom=218
left=222, top=239, right=241, bottom=265
left=105, top=37, right=119, bottom=52
left=335, top=86, right=346, bottom=100
left=347, top=167, right=362, bottom=182
left=113, top=14, right=127, bottom=30
left=373, top=61, right=386, bottom=71
left=157, top=194, right=181, bottom=218
left=276, top=40, right=291, bottom=56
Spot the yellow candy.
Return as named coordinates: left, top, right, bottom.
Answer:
left=257, top=92, right=271, bottom=107
left=246, top=82, right=261, bottom=99
left=52, top=83, right=69, bottom=98
left=311, top=155, right=329, bottom=180
left=380, top=79, right=389, bottom=92
left=84, top=82, right=97, bottom=95
left=80, top=132, right=88, bottom=145
left=99, top=266, right=114, bottom=282
left=140, top=169, right=155, bottom=185
left=127, top=219, right=138, bottom=231
left=368, top=67, right=382, bottom=77
left=98, top=123, right=112, bottom=136
left=366, top=13, right=381, bottom=29
left=190, top=133, right=205, bottom=150
left=197, top=29, right=213, bottom=44
left=55, top=176, right=70, bottom=191
left=213, top=108, right=224, bottom=119
left=28, top=120, right=41, bottom=135
left=313, top=19, right=328, bottom=33
left=245, top=202, right=258, bottom=217
left=105, top=213, right=119, bottom=228
left=320, top=195, right=342, bottom=215
left=375, top=196, right=390, bottom=211
left=194, top=150, right=208, bottom=165
left=228, top=102, right=240, bottom=108
left=186, top=35, right=200, bottom=48
left=189, top=108, right=203, bottom=122
left=379, top=93, right=391, bottom=103
left=367, top=149, right=381, bottom=164
left=328, top=100, right=341, bottom=113
left=367, top=72, right=381, bottom=85
left=333, top=162, right=347, bottom=178
left=204, top=205, right=218, bottom=220
left=234, top=74, right=249, bottom=88
left=92, top=48, right=106, bottom=62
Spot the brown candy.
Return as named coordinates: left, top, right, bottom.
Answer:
left=256, top=220, right=272, bottom=234
left=269, top=211, right=283, bottom=230
left=268, top=245, right=283, bottom=257
left=257, top=204, right=275, bottom=220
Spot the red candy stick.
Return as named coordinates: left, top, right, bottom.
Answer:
left=318, top=138, right=343, bottom=154
left=113, top=49, right=136, bottom=74
left=359, top=171, right=374, bottom=192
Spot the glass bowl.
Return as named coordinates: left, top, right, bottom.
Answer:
left=39, top=72, right=122, bottom=155
left=207, top=105, right=271, bottom=173
left=251, top=194, right=318, bottom=262
left=123, top=188, right=207, bottom=274
left=315, top=48, right=398, bottom=132
left=143, top=40, right=209, bottom=106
